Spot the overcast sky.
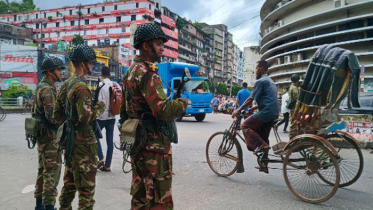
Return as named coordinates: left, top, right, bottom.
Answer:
left=33, top=0, right=265, bottom=50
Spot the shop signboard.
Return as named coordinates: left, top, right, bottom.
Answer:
left=0, top=44, right=37, bottom=72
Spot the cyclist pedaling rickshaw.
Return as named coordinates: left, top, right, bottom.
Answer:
left=231, top=60, right=279, bottom=174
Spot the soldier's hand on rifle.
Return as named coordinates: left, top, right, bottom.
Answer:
left=178, top=97, right=188, bottom=109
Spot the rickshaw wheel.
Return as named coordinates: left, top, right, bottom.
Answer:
left=283, top=140, right=340, bottom=204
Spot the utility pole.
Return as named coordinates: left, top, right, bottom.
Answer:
left=78, top=4, right=82, bottom=34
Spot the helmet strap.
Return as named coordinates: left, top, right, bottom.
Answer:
left=147, top=41, right=161, bottom=63
left=83, top=62, right=92, bottom=75
left=51, top=69, right=61, bottom=82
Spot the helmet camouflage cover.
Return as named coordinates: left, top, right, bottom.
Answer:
left=134, top=23, right=168, bottom=49
left=40, top=56, right=65, bottom=73
left=69, top=44, right=96, bottom=62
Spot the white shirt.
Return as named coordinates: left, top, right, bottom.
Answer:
left=97, top=78, right=121, bottom=120
left=281, top=92, right=289, bottom=114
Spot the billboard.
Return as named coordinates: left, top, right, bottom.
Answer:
left=0, top=44, right=38, bottom=72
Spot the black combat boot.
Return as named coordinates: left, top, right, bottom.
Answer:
left=35, top=198, right=45, bottom=210
left=45, top=205, right=57, bottom=210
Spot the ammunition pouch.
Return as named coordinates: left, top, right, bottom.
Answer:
left=25, top=117, right=42, bottom=149
left=140, top=112, right=178, bottom=144
left=119, top=119, right=146, bottom=155
left=57, top=121, right=68, bottom=148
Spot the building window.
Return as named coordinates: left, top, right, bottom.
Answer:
left=88, top=8, right=90, bottom=14
left=156, top=3, right=159, bottom=8
left=99, top=18, right=104, bottom=23
left=106, top=29, right=109, bottom=34
left=339, top=20, right=364, bottom=31
left=116, top=16, right=121, bottom=22
left=136, top=3, right=139, bottom=8
left=44, top=13, right=46, bottom=18
left=122, top=27, right=126, bottom=32
left=57, top=32, right=60, bottom=37
left=316, top=26, right=336, bottom=36
left=114, top=5, right=117, bottom=10
left=84, top=30, right=87, bottom=35
left=41, top=34, right=45, bottom=38
left=69, top=10, right=72, bottom=15
left=56, top=22, right=59, bottom=27
left=85, top=19, right=89, bottom=25
left=149, top=4, right=151, bottom=10
left=102, top=6, right=105, bottom=12
left=36, top=23, right=39, bottom=29
left=131, top=15, right=136, bottom=21
left=70, top=21, right=75, bottom=26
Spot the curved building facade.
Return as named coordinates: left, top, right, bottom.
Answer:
left=260, top=0, right=373, bottom=92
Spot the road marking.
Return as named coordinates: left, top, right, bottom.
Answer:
left=22, top=184, right=35, bottom=194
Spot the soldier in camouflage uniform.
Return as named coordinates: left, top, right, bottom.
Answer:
left=289, top=74, right=300, bottom=139
left=33, top=56, right=64, bottom=210
left=53, top=45, right=106, bottom=210
left=119, top=23, right=188, bottom=210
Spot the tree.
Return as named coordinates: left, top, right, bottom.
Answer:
left=231, top=85, right=241, bottom=96
left=1, top=86, right=33, bottom=99
left=0, top=0, right=35, bottom=14
left=176, top=18, right=184, bottom=30
left=217, top=83, right=229, bottom=96
left=72, top=34, right=84, bottom=46
left=193, top=22, right=203, bottom=30
left=209, top=81, right=215, bottom=93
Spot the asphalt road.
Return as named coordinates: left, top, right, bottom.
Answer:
left=0, top=113, right=372, bottom=210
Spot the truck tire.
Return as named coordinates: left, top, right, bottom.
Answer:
left=176, top=115, right=183, bottom=122
left=195, top=114, right=206, bottom=122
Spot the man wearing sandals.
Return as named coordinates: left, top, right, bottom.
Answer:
left=232, top=60, right=279, bottom=174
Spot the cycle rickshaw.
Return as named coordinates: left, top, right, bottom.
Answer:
left=206, top=45, right=364, bottom=204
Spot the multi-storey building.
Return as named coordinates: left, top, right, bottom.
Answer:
left=237, top=49, right=245, bottom=86
left=0, top=0, right=178, bottom=67
left=177, top=19, right=213, bottom=78
left=202, top=23, right=225, bottom=84
left=243, top=46, right=261, bottom=88
left=260, top=0, right=373, bottom=92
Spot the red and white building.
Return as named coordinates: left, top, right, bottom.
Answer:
left=0, top=0, right=179, bottom=66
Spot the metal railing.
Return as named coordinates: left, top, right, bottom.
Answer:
left=0, top=98, right=31, bottom=108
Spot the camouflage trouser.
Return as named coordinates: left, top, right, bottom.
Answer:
left=34, top=140, right=62, bottom=206
left=59, top=144, right=98, bottom=210
left=131, top=150, right=173, bottom=210
left=289, top=110, right=297, bottom=140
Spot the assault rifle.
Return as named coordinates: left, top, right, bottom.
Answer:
left=92, top=78, right=104, bottom=139
left=170, top=68, right=191, bottom=144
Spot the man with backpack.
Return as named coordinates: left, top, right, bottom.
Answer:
left=97, top=66, right=122, bottom=172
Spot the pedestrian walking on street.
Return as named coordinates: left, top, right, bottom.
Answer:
left=33, top=56, right=64, bottom=210
left=97, top=66, right=122, bottom=172
left=289, top=74, right=300, bottom=139
left=276, top=87, right=290, bottom=133
left=53, top=45, right=106, bottom=210
left=235, top=82, right=251, bottom=129
left=119, top=23, right=188, bottom=210
left=212, top=95, right=219, bottom=114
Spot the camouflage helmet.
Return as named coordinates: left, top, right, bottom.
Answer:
left=134, top=23, right=168, bottom=49
left=69, top=44, right=96, bottom=62
left=291, top=74, right=300, bottom=82
left=40, top=56, right=65, bottom=73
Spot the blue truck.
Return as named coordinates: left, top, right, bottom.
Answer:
left=124, top=62, right=213, bottom=121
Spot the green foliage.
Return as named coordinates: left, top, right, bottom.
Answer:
left=217, top=83, right=229, bottom=96
left=213, top=55, right=218, bottom=63
left=162, top=6, right=170, bottom=11
left=72, top=34, right=84, bottom=46
left=76, top=11, right=82, bottom=15
left=209, top=81, right=215, bottom=93
left=231, top=85, right=241, bottom=96
left=0, top=0, right=36, bottom=14
left=193, top=22, right=203, bottom=30
left=176, top=18, right=184, bottom=30
left=1, top=86, right=33, bottom=99
left=93, top=11, right=98, bottom=17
